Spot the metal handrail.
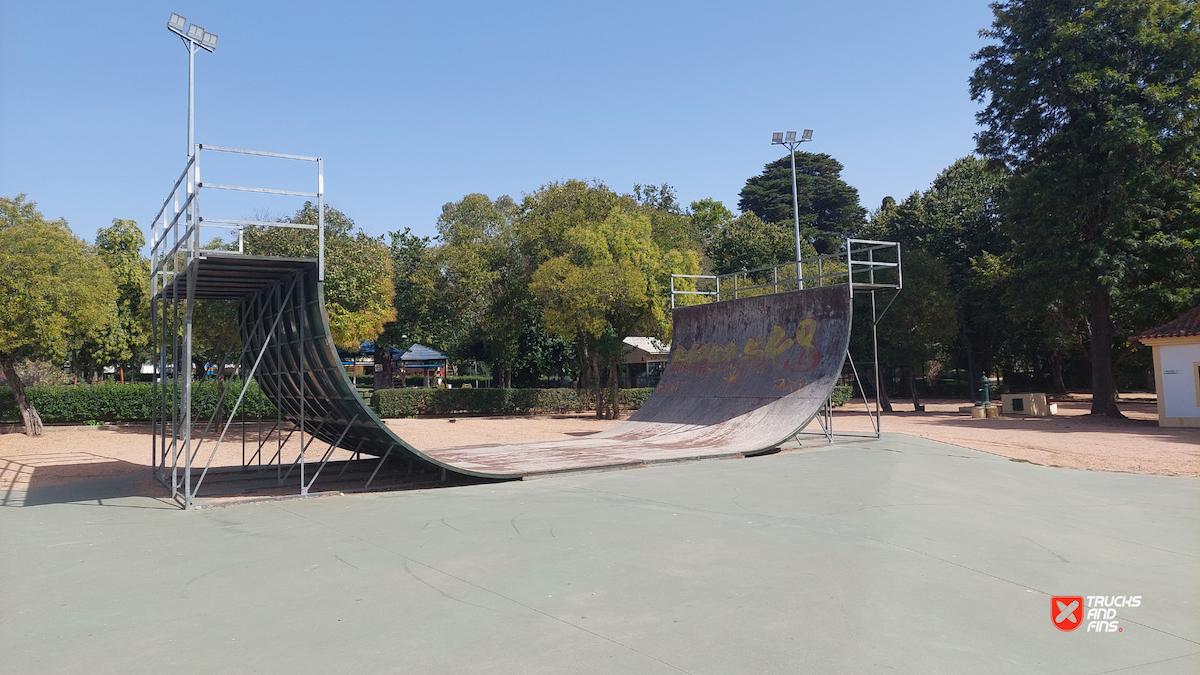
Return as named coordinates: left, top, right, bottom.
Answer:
left=670, top=239, right=901, bottom=307
left=149, top=154, right=196, bottom=241
left=147, top=144, right=327, bottom=289
left=200, top=144, right=318, bottom=162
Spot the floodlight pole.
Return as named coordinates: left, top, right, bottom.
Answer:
left=771, top=130, right=813, bottom=288
left=188, top=38, right=196, bottom=161
left=789, top=149, right=800, bottom=280
left=167, top=14, right=217, bottom=162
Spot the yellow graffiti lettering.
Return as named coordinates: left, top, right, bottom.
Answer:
left=674, top=346, right=690, bottom=364
left=796, top=318, right=816, bottom=347
left=716, top=340, right=736, bottom=362
left=765, top=325, right=794, bottom=358
left=723, top=368, right=738, bottom=384
left=773, top=378, right=804, bottom=393
left=743, top=336, right=765, bottom=357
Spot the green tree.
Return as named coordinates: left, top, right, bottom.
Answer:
left=244, top=202, right=396, bottom=349
left=531, top=199, right=689, bottom=418
left=0, top=195, right=118, bottom=435
left=738, top=152, right=867, bottom=253
left=633, top=183, right=709, bottom=256
left=375, top=228, right=444, bottom=388
left=76, top=219, right=151, bottom=381
left=705, top=211, right=810, bottom=276
left=688, top=198, right=735, bottom=247
left=867, top=157, right=1014, bottom=397
left=971, top=0, right=1200, bottom=416
left=192, top=299, right=241, bottom=423
left=516, top=180, right=628, bottom=263
left=874, top=250, right=958, bottom=409
left=435, top=193, right=533, bottom=387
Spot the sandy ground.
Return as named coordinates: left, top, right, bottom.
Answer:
left=1, top=395, right=1196, bottom=497
left=819, top=396, right=1198, bottom=477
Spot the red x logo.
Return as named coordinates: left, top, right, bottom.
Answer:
left=1053, top=596, right=1084, bottom=631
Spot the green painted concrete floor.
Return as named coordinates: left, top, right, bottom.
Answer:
left=1, top=434, right=1197, bottom=674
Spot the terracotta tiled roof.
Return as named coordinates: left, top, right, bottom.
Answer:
left=1134, top=305, right=1200, bottom=341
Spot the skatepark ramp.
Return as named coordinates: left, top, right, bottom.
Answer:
left=144, top=138, right=899, bottom=508
left=423, top=283, right=852, bottom=476
left=152, top=246, right=894, bottom=507
left=209, top=253, right=854, bottom=474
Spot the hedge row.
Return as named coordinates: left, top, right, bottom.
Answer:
left=370, top=387, right=658, bottom=418
left=2, top=381, right=852, bottom=424
left=578, top=387, right=655, bottom=410
left=371, top=387, right=579, bottom=418
left=349, top=374, right=506, bottom=388
left=0, top=380, right=277, bottom=424
left=830, top=385, right=852, bottom=407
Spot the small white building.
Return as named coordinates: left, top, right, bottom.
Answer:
left=1135, top=306, right=1200, bottom=428
left=622, top=337, right=670, bottom=388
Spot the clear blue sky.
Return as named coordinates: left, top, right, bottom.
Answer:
left=1, top=1, right=997, bottom=246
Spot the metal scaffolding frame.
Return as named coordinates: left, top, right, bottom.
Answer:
left=670, top=238, right=903, bottom=443
left=146, top=145, right=416, bottom=509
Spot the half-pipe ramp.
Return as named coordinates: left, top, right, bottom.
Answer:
left=221, top=255, right=851, bottom=480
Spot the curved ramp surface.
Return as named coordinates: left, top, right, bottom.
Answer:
left=222, top=256, right=462, bottom=478
left=423, top=284, right=852, bottom=477
left=226, top=253, right=851, bottom=480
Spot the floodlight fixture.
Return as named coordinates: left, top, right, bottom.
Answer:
left=199, top=30, right=218, bottom=52
left=165, top=13, right=218, bottom=161
left=766, top=126, right=815, bottom=269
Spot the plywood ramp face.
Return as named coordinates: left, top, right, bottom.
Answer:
left=422, top=285, right=853, bottom=477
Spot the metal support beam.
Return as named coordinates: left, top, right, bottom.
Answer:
left=303, top=414, right=359, bottom=495
left=365, top=444, right=395, bottom=489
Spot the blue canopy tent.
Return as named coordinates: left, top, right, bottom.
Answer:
left=399, top=343, right=449, bottom=387
left=356, top=342, right=405, bottom=361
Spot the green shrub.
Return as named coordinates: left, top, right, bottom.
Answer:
left=371, top=387, right=586, bottom=418
left=578, top=387, right=656, bottom=410
left=369, top=388, right=425, bottom=417
left=392, top=374, right=484, bottom=387
left=0, top=380, right=277, bottom=424
left=830, top=385, right=852, bottom=408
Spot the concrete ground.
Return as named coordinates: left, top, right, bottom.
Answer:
left=1, top=434, right=1197, bottom=674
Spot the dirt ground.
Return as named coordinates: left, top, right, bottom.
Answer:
left=819, top=396, right=1198, bottom=477
left=1, top=394, right=1196, bottom=497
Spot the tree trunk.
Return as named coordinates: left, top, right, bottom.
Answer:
left=1049, top=352, right=1066, bottom=394
left=214, top=349, right=228, bottom=428
left=1088, top=288, right=1123, bottom=417
left=907, top=367, right=922, bottom=411
left=591, top=353, right=603, bottom=419
left=609, top=355, right=621, bottom=420
left=373, top=349, right=392, bottom=391
left=579, top=351, right=589, bottom=392
left=873, top=366, right=893, bottom=413
left=961, top=332, right=976, bottom=403
left=1, top=353, right=43, bottom=436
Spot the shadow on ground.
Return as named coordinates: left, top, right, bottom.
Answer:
left=1, top=454, right=169, bottom=508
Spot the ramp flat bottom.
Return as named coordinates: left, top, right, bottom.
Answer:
left=421, top=434, right=774, bottom=478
